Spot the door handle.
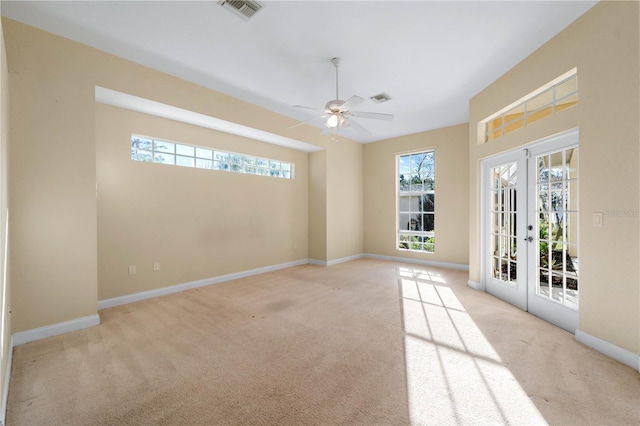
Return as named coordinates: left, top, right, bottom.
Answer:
left=524, top=236, right=534, bottom=242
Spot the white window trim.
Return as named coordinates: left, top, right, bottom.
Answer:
left=479, top=68, right=578, bottom=144
left=397, top=150, right=435, bottom=253
left=131, top=135, right=295, bottom=179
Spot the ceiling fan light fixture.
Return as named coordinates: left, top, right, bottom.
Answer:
left=326, top=113, right=340, bottom=128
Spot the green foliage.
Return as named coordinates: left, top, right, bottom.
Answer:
left=539, top=218, right=549, bottom=255
left=399, top=235, right=435, bottom=253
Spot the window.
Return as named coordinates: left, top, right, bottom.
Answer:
left=481, top=69, right=578, bottom=143
left=398, top=151, right=435, bottom=253
left=131, top=135, right=294, bottom=179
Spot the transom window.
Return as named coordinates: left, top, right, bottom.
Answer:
left=398, top=150, right=435, bottom=253
left=480, top=69, right=578, bottom=143
left=131, top=135, right=294, bottom=179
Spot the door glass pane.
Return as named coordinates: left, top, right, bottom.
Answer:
left=492, top=168, right=501, bottom=189
left=501, top=259, right=509, bottom=282
left=550, top=151, right=564, bottom=181
left=509, top=236, right=517, bottom=259
left=566, top=212, right=578, bottom=245
left=538, top=155, right=549, bottom=183
left=508, top=260, right=517, bottom=282
left=538, top=265, right=550, bottom=294
left=550, top=272, right=564, bottom=303
left=490, top=162, right=517, bottom=286
left=492, top=257, right=500, bottom=280
left=535, top=147, right=579, bottom=308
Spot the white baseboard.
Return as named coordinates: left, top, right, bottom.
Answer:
left=12, top=314, right=100, bottom=347
left=1, top=335, right=12, bottom=426
left=308, top=254, right=365, bottom=267
left=576, top=329, right=640, bottom=372
left=98, top=258, right=309, bottom=310
left=327, top=254, right=364, bottom=266
left=467, top=280, right=485, bottom=291
left=363, top=253, right=469, bottom=271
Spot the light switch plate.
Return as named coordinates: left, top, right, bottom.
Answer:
left=593, top=212, right=603, bottom=228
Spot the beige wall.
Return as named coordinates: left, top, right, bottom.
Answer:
left=469, top=1, right=639, bottom=354
left=4, top=18, right=365, bottom=332
left=308, top=150, right=327, bottom=261
left=326, top=140, right=364, bottom=261
left=363, top=123, right=469, bottom=265
left=96, top=104, right=309, bottom=300
left=308, top=139, right=364, bottom=264
left=0, top=14, right=11, bottom=419
left=6, top=19, right=98, bottom=332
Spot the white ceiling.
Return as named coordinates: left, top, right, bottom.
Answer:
left=1, top=0, right=597, bottom=143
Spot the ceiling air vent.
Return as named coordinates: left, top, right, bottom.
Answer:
left=369, top=92, right=392, bottom=103
left=218, top=0, right=264, bottom=20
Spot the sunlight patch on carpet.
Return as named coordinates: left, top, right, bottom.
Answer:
left=398, top=267, right=547, bottom=425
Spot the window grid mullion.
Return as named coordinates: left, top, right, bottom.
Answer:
left=131, top=135, right=293, bottom=180
left=481, top=71, right=577, bottom=143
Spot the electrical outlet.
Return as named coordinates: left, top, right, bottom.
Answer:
left=128, top=265, right=137, bottom=275
left=153, top=262, right=160, bottom=272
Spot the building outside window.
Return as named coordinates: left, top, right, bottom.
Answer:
left=398, top=150, right=435, bottom=253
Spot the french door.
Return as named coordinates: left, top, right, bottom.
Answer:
left=482, top=130, right=579, bottom=333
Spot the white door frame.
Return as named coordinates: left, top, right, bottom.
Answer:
left=480, top=150, right=528, bottom=310
left=526, top=130, right=580, bottom=333
left=480, top=128, right=579, bottom=332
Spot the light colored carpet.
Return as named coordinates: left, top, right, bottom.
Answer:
left=7, top=259, right=640, bottom=425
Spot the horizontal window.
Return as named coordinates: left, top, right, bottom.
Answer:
left=480, top=69, right=578, bottom=143
left=131, top=135, right=295, bottom=179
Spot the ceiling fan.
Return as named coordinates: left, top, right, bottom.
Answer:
left=291, top=57, right=393, bottom=136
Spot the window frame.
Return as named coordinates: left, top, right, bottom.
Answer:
left=480, top=69, right=578, bottom=143
left=131, top=135, right=295, bottom=179
left=397, top=150, right=436, bottom=253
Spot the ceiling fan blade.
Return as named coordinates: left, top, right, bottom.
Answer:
left=349, top=111, right=394, bottom=121
left=345, top=118, right=372, bottom=136
left=287, top=114, right=328, bottom=130
left=339, top=95, right=365, bottom=112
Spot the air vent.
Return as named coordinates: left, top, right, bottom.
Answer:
left=369, top=92, right=392, bottom=103
left=218, top=0, right=264, bottom=20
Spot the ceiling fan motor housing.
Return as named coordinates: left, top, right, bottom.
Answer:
left=325, top=99, right=345, bottom=113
